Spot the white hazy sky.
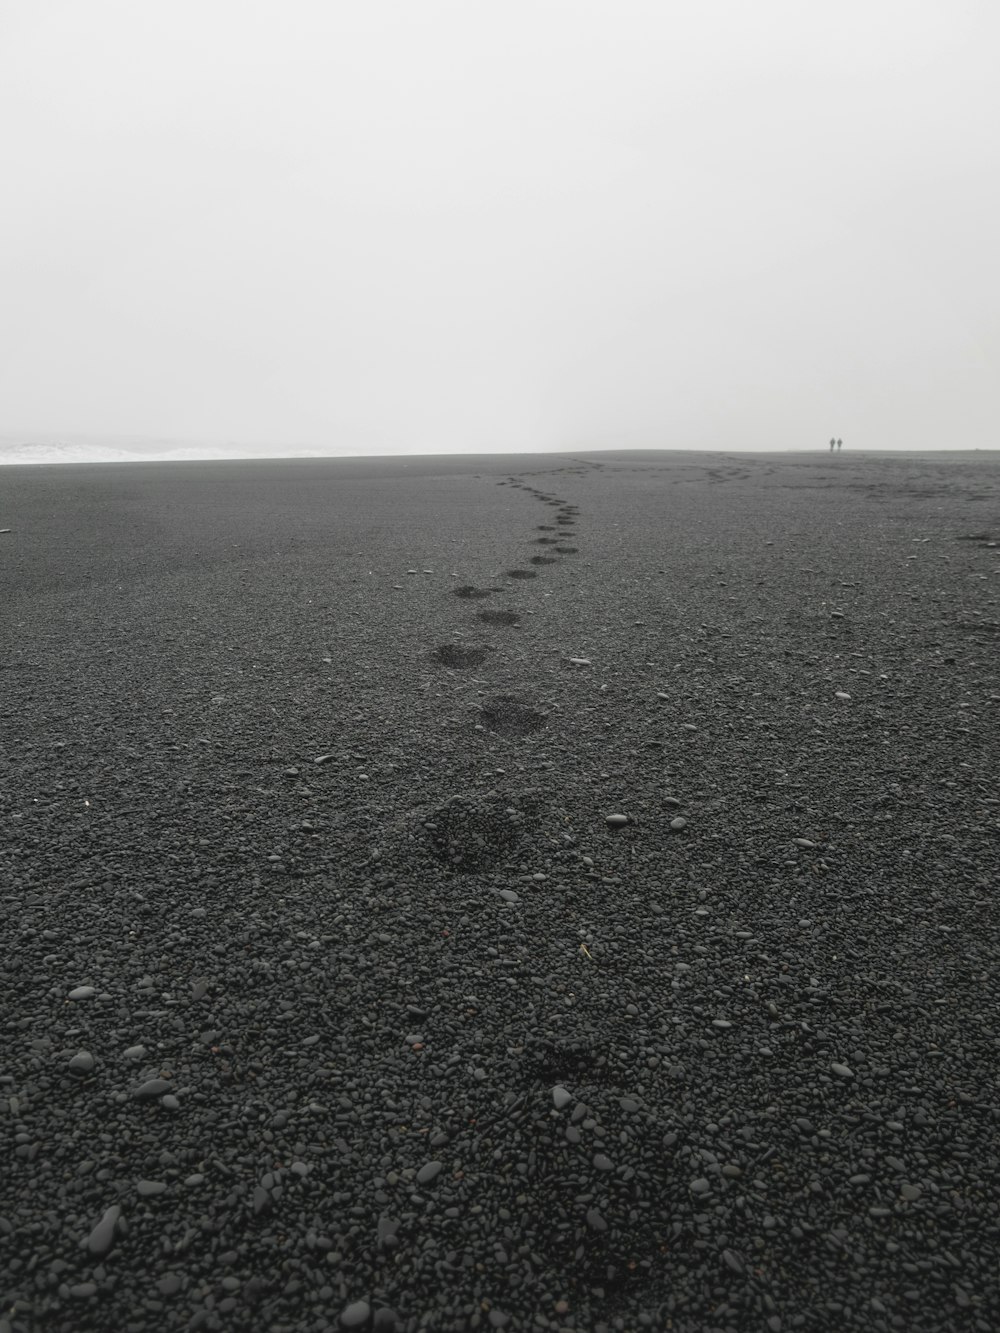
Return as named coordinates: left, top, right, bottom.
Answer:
left=1, top=0, right=998, bottom=454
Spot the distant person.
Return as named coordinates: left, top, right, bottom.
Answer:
left=830, top=438, right=835, bottom=453
left=837, top=438, right=842, bottom=451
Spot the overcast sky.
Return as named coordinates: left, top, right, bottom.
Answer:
left=1, top=0, right=997, bottom=454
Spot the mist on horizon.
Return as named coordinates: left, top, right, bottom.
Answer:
left=1, top=0, right=998, bottom=457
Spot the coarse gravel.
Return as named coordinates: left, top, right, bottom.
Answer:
left=1, top=449, right=999, bottom=1333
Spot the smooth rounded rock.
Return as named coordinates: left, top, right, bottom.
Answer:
left=86, top=1205, right=121, bottom=1258
left=340, top=1299, right=371, bottom=1329
left=132, top=1078, right=171, bottom=1101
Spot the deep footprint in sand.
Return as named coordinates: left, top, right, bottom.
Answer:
left=433, top=644, right=489, bottom=668
left=507, top=569, right=537, bottom=579
left=529, top=555, right=558, bottom=565
left=477, top=609, right=520, bottom=626
left=554, top=546, right=578, bottom=554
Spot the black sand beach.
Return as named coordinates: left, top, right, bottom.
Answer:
left=1, top=450, right=999, bottom=1333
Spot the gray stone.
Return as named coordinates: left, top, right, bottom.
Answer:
left=86, top=1205, right=121, bottom=1257
left=340, top=1300, right=371, bottom=1328
left=416, top=1161, right=443, bottom=1185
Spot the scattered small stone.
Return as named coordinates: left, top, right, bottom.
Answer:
left=68, top=1051, right=95, bottom=1075
left=416, top=1161, right=443, bottom=1185
left=830, top=1062, right=854, bottom=1079
left=669, top=816, right=687, bottom=831
left=592, top=1154, right=614, bottom=1172
left=67, top=986, right=96, bottom=1001
left=552, top=1086, right=572, bottom=1110
left=605, top=813, right=630, bottom=827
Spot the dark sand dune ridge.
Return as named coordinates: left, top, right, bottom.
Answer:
left=1, top=450, right=999, bottom=1333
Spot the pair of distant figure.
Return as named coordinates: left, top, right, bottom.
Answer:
left=829, top=438, right=843, bottom=452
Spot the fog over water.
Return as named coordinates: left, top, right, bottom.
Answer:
left=1, top=1, right=998, bottom=461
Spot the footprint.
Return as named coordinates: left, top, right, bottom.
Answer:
left=533, top=537, right=559, bottom=545
left=420, top=792, right=539, bottom=870
left=554, top=546, right=578, bottom=554
left=433, top=644, right=489, bottom=668
left=454, top=585, right=500, bottom=599
left=507, top=569, right=537, bottom=580
left=478, top=609, right=520, bottom=626
left=479, top=695, right=546, bottom=737
left=529, top=555, right=558, bottom=565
